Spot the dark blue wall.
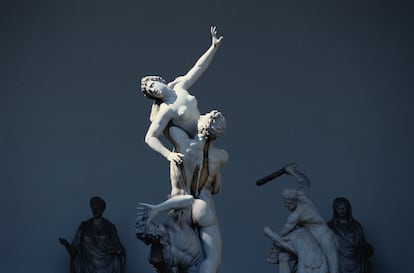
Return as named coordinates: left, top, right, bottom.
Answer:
left=2, top=0, right=413, bottom=272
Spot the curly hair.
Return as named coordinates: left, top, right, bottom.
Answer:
left=282, top=188, right=298, bottom=200
left=140, top=75, right=166, bottom=99
left=197, top=110, right=226, bottom=140
left=135, top=217, right=167, bottom=244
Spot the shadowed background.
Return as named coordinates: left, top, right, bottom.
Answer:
left=1, top=0, right=413, bottom=272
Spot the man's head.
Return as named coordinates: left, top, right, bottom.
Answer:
left=136, top=219, right=166, bottom=245
left=197, top=110, right=226, bottom=140
left=282, top=188, right=298, bottom=211
left=89, top=196, right=106, bottom=218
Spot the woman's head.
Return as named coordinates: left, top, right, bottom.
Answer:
left=332, top=197, right=352, bottom=220
left=197, top=110, right=226, bottom=140
left=141, top=76, right=167, bottom=99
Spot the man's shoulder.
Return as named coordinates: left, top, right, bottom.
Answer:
left=78, top=219, right=91, bottom=229
left=209, top=146, right=228, bottom=162
left=81, top=218, right=92, bottom=225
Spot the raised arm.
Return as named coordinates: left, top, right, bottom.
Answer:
left=175, top=26, right=223, bottom=90
left=285, top=163, right=310, bottom=193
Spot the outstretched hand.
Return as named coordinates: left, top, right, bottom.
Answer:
left=58, top=237, right=69, bottom=246
left=211, top=26, right=223, bottom=48
left=137, top=203, right=157, bottom=221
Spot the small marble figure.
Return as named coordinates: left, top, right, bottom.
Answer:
left=327, top=197, right=373, bottom=273
left=264, top=227, right=328, bottom=273
left=141, top=26, right=223, bottom=167
left=59, top=196, right=126, bottom=273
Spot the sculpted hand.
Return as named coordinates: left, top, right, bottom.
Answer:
left=211, top=26, right=223, bottom=48
left=167, top=152, right=184, bottom=164
left=137, top=203, right=157, bottom=221
left=58, top=237, right=69, bottom=246
left=284, top=163, right=298, bottom=175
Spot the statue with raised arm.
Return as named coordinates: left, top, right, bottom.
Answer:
left=59, top=196, right=126, bottom=273
left=257, top=163, right=339, bottom=273
left=137, top=25, right=228, bottom=273
left=327, top=197, right=373, bottom=273
left=140, top=26, right=223, bottom=169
